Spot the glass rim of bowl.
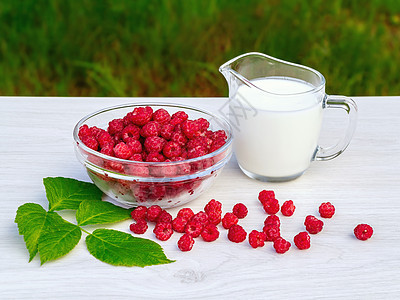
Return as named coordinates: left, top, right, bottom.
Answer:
left=73, top=102, right=233, bottom=166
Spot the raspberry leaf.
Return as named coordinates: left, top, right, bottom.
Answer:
left=44, top=177, right=103, bottom=211
left=15, top=203, right=48, bottom=262
left=38, top=211, right=82, bottom=265
left=86, top=229, right=175, bottom=267
left=76, top=200, right=132, bottom=226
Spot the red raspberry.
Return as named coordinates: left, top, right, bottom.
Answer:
left=187, top=145, right=208, bottom=159
left=249, top=230, right=267, bottom=248
left=201, top=223, right=220, bottom=242
left=100, top=143, right=114, bottom=156
left=185, top=220, right=204, bottom=238
left=140, top=121, right=161, bottom=138
left=170, top=131, right=188, bottom=147
left=172, top=216, right=188, bottom=233
left=130, top=205, right=147, bottom=221
left=146, top=152, right=165, bottom=162
left=113, top=142, right=133, bottom=159
left=263, top=224, right=281, bottom=242
left=129, top=219, right=148, bottom=234
left=156, top=210, right=172, bottom=224
left=191, top=211, right=209, bottom=225
left=264, top=215, right=281, bottom=228
left=182, top=120, right=202, bottom=139
left=177, top=207, right=194, bottom=220
left=178, top=233, right=194, bottom=252
left=354, top=224, right=373, bottom=240
left=146, top=205, right=162, bottom=222
left=129, top=153, right=143, bottom=161
left=97, top=131, right=114, bottom=148
left=121, top=124, right=140, bottom=142
left=171, top=111, right=188, bottom=123
left=232, top=203, right=248, bottom=219
left=81, top=135, right=99, bottom=150
left=187, top=136, right=212, bottom=150
left=319, top=202, right=335, bottom=218
left=228, top=224, right=247, bottom=243
left=126, top=139, right=142, bottom=154
left=304, top=215, right=324, bottom=234
left=153, top=222, right=173, bottom=241
left=209, top=130, right=227, bottom=141
left=204, top=199, right=222, bottom=214
left=163, top=141, right=182, bottom=158
left=263, top=198, right=280, bottom=215
left=206, top=210, right=222, bottom=225
left=195, top=118, right=210, bottom=131
left=144, top=136, right=166, bottom=153
left=126, top=106, right=153, bottom=126
left=152, top=108, right=171, bottom=124
left=281, top=200, right=296, bottom=216
left=258, top=190, right=275, bottom=205
left=209, top=138, right=226, bottom=152
left=108, top=118, right=124, bottom=135
left=273, top=237, right=291, bottom=254
left=294, top=231, right=311, bottom=250
left=222, top=212, right=239, bottom=229
left=160, top=123, right=174, bottom=140
left=78, top=124, right=92, bottom=140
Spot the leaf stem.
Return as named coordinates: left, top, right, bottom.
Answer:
left=80, top=228, right=91, bottom=235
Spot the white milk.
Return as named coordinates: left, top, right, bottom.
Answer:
left=232, top=77, right=324, bottom=179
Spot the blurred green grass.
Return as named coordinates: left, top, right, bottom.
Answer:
left=0, top=0, right=399, bottom=97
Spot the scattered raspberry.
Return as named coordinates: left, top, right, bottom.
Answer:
left=294, top=232, right=311, bottom=250
left=263, top=224, right=281, bottom=242
left=207, top=210, right=222, bottom=225
left=201, top=223, right=220, bottom=242
left=153, top=222, right=173, bottom=241
left=304, top=215, right=324, bottom=234
left=191, top=211, right=209, bottom=225
left=204, top=199, right=222, bottom=214
left=354, top=224, right=373, bottom=241
left=264, top=215, right=280, bottom=228
left=222, top=212, right=239, bottom=229
left=107, top=118, right=124, bottom=135
left=153, top=108, right=171, bottom=124
left=263, top=198, right=280, bottom=215
left=178, top=233, right=194, bottom=251
left=129, top=219, right=148, bottom=234
left=146, top=205, right=162, bottom=222
left=248, top=230, right=267, bottom=248
left=163, top=141, right=182, bottom=158
left=281, top=200, right=295, bottom=216
left=258, top=190, right=275, bottom=205
left=172, top=216, right=188, bottom=233
left=144, top=136, right=166, bottom=153
left=319, top=202, right=335, bottom=218
left=130, top=206, right=147, bottom=221
left=228, top=224, right=247, bottom=243
left=156, top=210, right=173, bottom=224
left=185, top=220, right=204, bottom=238
left=273, top=237, right=291, bottom=254
left=177, top=207, right=194, bottom=220
left=232, top=203, right=248, bottom=219
left=113, top=142, right=133, bottom=159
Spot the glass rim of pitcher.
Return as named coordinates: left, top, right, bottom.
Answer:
left=219, top=52, right=326, bottom=96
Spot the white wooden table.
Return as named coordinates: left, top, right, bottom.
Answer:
left=1, top=96, right=399, bottom=299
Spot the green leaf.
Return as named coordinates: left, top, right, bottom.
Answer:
left=86, top=229, right=175, bottom=267
left=43, top=177, right=103, bottom=211
left=15, top=203, right=47, bottom=262
left=76, top=200, right=132, bottom=226
left=38, top=211, right=82, bottom=265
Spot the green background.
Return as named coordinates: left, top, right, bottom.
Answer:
left=1, top=0, right=399, bottom=97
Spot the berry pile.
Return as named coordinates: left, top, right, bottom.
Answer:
left=129, top=191, right=373, bottom=254
left=78, top=106, right=228, bottom=206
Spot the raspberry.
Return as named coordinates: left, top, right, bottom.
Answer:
left=126, top=106, right=153, bottom=126
left=146, top=205, right=162, bottom=222
left=232, top=203, right=248, bottom=219
left=191, top=211, right=209, bottom=225
left=182, top=120, right=202, bottom=139
left=100, top=143, right=114, bottom=156
left=153, top=222, right=173, bottom=241
left=304, top=215, right=324, bottom=234
left=258, top=190, right=275, bottom=205
left=222, top=212, right=239, bottom=229
left=201, top=223, right=220, bottom=242
left=294, top=232, right=311, bottom=250
left=160, top=123, right=174, bottom=140
left=281, top=200, right=295, bottom=216
left=185, top=220, right=204, bottom=238
left=172, top=216, right=188, bottom=233
left=248, top=230, right=266, bottom=248
left=156, top=210, right=172, bottom=224
left=319, top=202, right=335, bottom=218
left=146, top=152, right=165, bottom=162
left=78, top=124, right=92, bottom=140
left=206, top=210, right=222, bottom=225
left=81, top=135, right=99, bottom=150
left=178, top=233, right=194, bottom=251
left=171, top=111, right=188, bottom=123
left=187, top=145, right=208, bottom=159
left=129, top=153, right=143, bottom=161
left=354, top=224, right=373, bottom=241
left=177, top=207, right=194, bottom=220
left=163, top=141, right=182, bottom=158
left=170, top=131, right=188, bottom=147
left=204, top=199, right=222, bottom=214
left=129, top=219, right=148, bottom=234
left=263, top=198, right=280, bottom=215
left=97, top=131, right=114, bottom=148
left=152, top=108, right=171, bottom=124
left=209, top=129, right=227, bottom=141
left=121, top=124, right=140, bottom=142
left=264, top=215, right=281, bottom=228
left=228, top=224, right=247, bottom=243
left=263, top=224, right=281, bottom=242
left=144, top=136, right=166, bottom=153
left=195, top=118, right=210, bottom=131
left=130, top=205, right=147, bottom=221
left=108, top=118, right=124, bottom=135
left=273, top=237, right=291, bottom=254
left=113, top=142, right=133, bottom=159
left=209, top=138, right=226, bottom=152
left=187, top=136, right=212, bottom=150
left=140, top=121, right=161, bottom=138
left=126, top=139, right=142, bottom=154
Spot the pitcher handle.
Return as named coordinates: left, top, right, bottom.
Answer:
left=314, top=95, right=358, bottom=161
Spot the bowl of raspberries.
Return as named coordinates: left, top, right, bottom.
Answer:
left=73, top=103, right=232, bottom=208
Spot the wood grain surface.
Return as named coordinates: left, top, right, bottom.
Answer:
left=1, top=96, right=399, bottom=299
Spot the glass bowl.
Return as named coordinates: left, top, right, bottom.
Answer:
left=73, top=103, right=233, bottom=208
